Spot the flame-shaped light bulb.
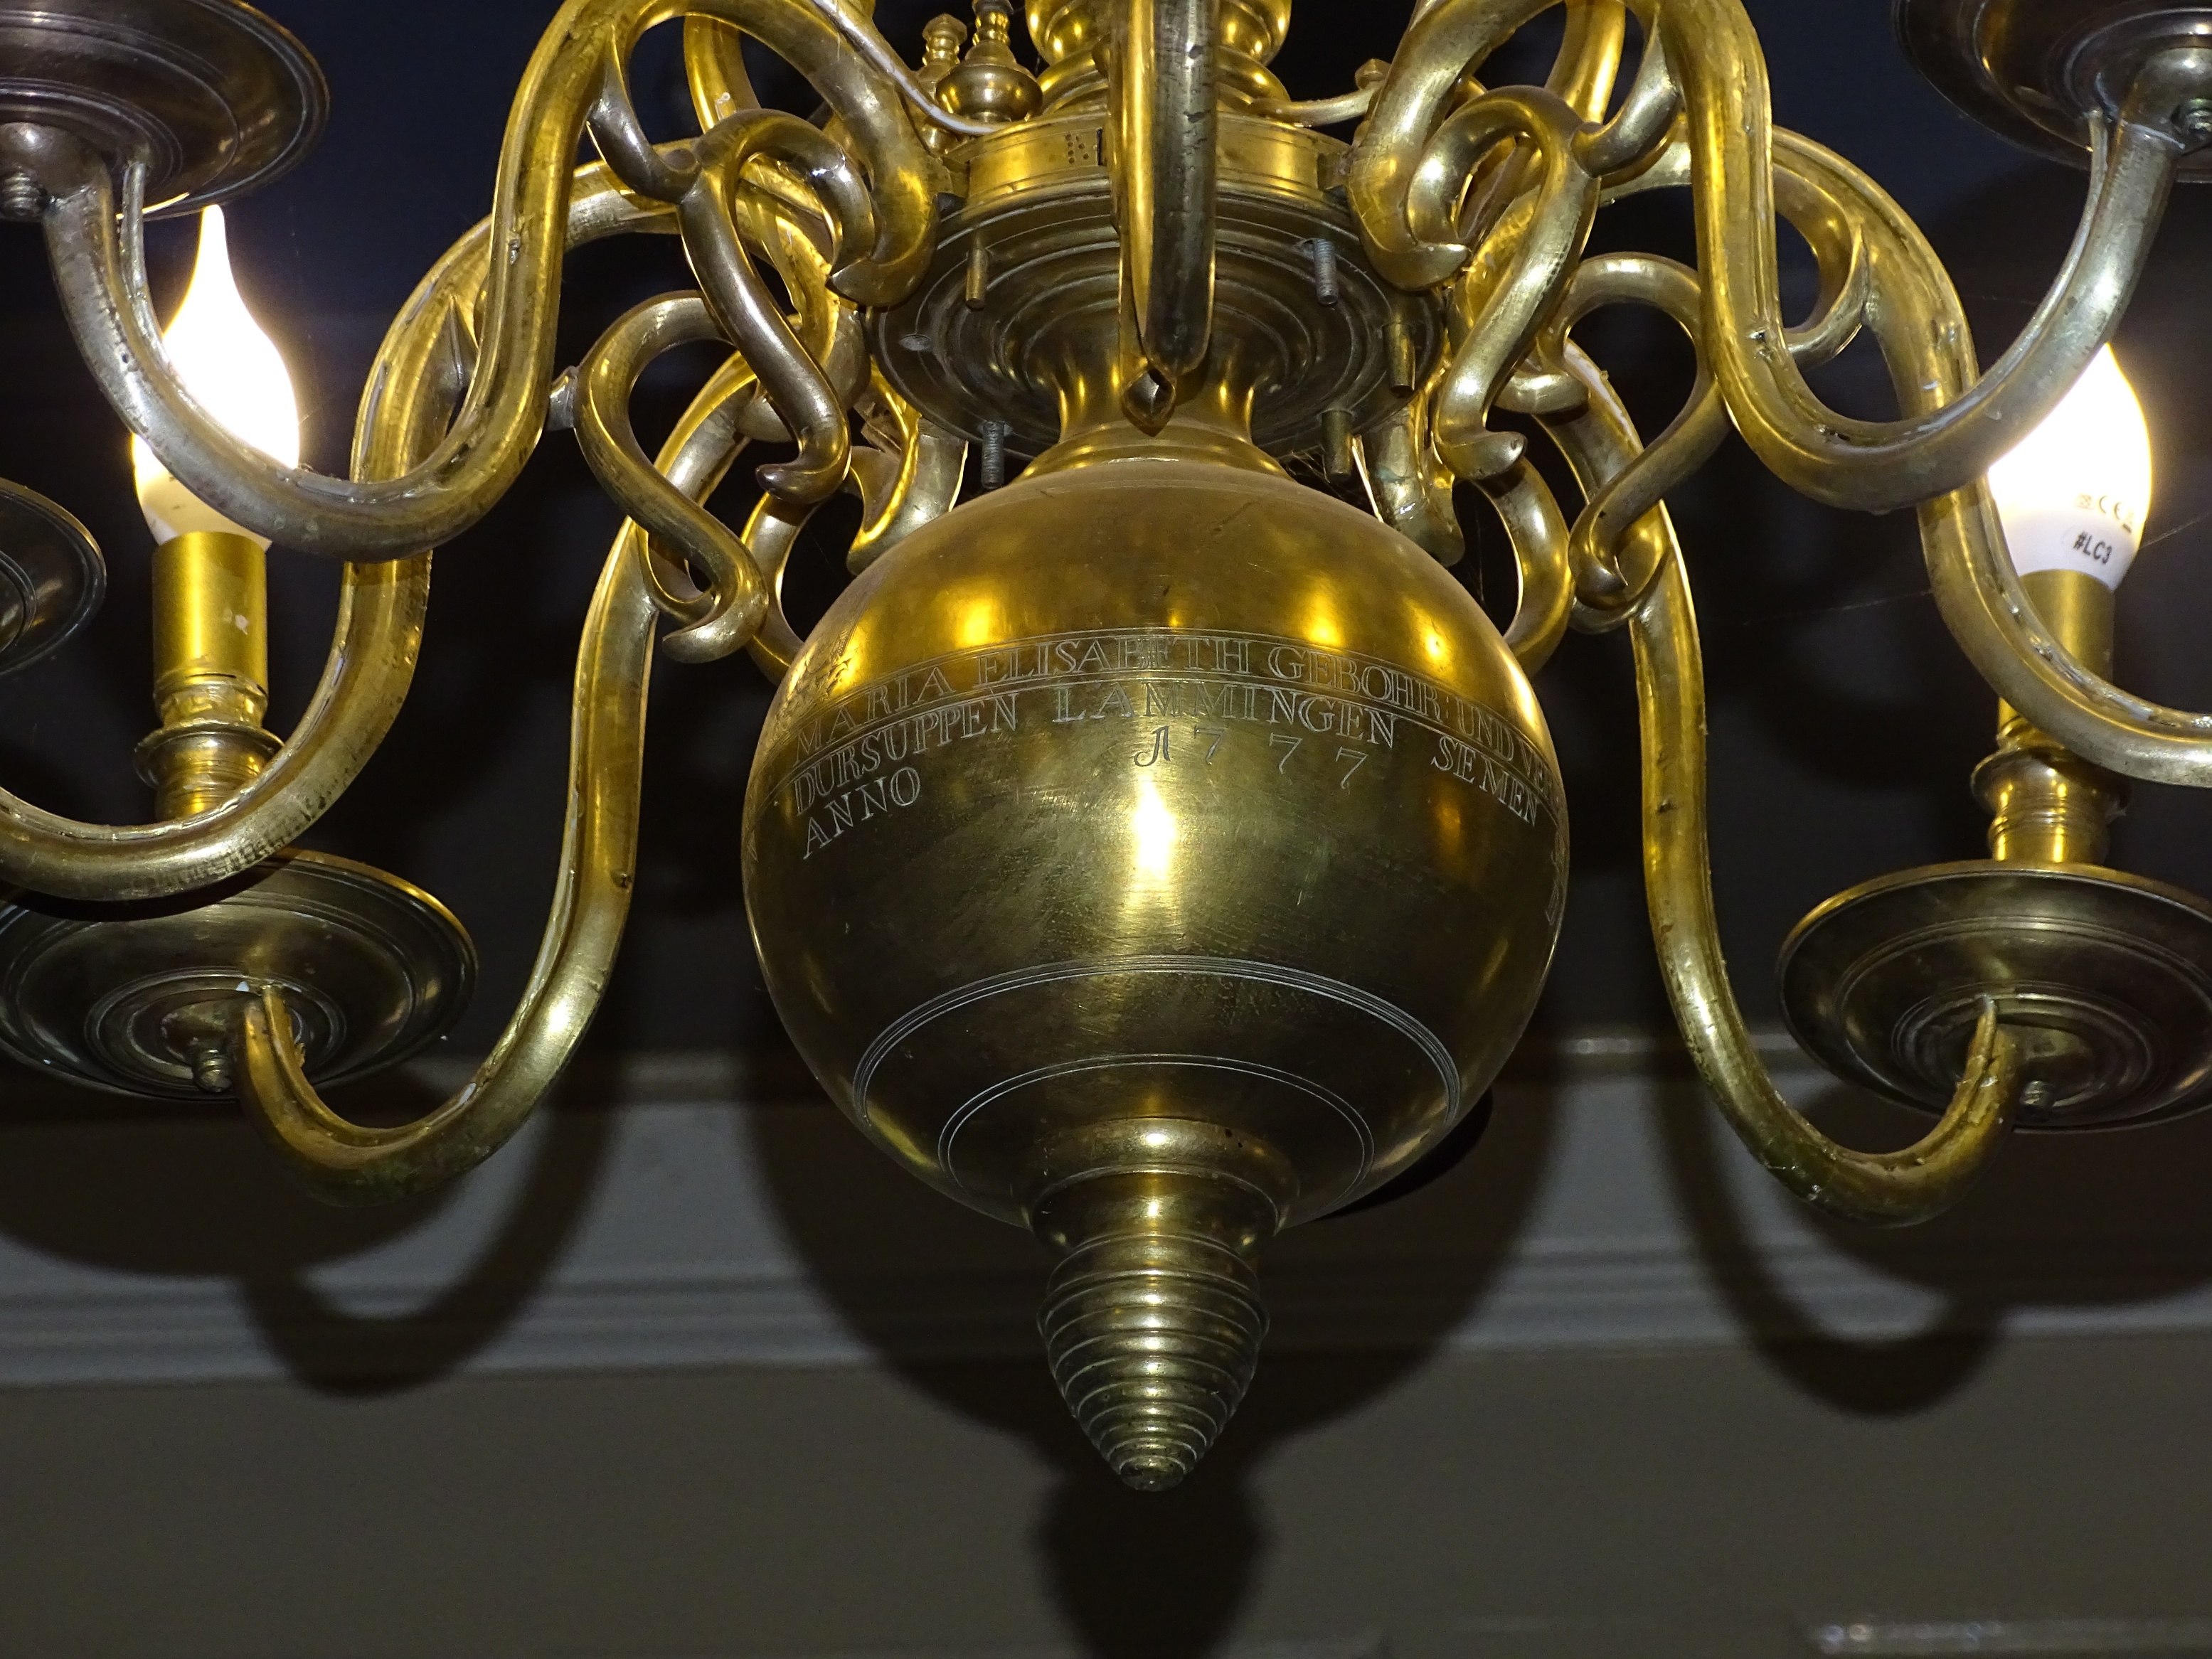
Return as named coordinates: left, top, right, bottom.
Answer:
left=131, top=206, right=299, bottom=549
left=1987, top=344, right=2154, bottom=590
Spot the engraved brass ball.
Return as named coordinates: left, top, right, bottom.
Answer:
left=743, top=458, right=1566, bottom=1483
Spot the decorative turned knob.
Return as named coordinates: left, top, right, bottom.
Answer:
left=1032, top=1166, right=1277, bottom=1491
left=939, top=0, right=1042, bottom=125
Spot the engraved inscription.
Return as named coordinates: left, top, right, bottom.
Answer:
left=772, top=628, right=1563, bottom=860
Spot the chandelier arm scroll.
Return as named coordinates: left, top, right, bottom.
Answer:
left=676, top=114, right=876, bottom=505
left=231, top=527, right=657, bottom=1205
left=574, top=294, right=771, bottom=665
left=1113, top=0, right=1220, bottom=416
left=1474, top=460, right=1573, bottom=673
left=0, top=168, right=673, bottom=905
left=1356, top=401, right=1465, bottom=566
left=846, top=380, right=967, bottom=573
left=1425, top=86, right=1598, bottom=481
left=1630, top=548, right=2024, bottom=1224
left=225, top=356, right=762, bottom=1205
left=1735, top=129, right=2212, bottom=787
left=793, top=0, right=1003, bottom=137
left=1529, top=318, right=2024, bottom=1217
left=30, top=0, right=937, bottom=562
left=1659, top=0, right=2200, bottom=513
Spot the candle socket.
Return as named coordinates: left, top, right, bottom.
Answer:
left=132, top=530, right=279, bottom=820
left=1972, top=568, right=2127, bottom=865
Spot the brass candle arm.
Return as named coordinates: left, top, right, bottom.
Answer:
left=225, top=319, right=765, bottom=1204
left=9, top=0, right=2212, bottom=1490
left=13, top=0, right=935, bottom=562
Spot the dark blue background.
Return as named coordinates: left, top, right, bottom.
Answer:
left=1, top=0, right=2208, bottom=1057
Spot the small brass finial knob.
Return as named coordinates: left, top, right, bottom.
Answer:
left=919, top=13, right=969, bottom=83
left=939, top=0, right=1041, bottom=125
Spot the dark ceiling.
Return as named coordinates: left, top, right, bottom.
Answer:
left=1, top=0, right=2209, bottom=1067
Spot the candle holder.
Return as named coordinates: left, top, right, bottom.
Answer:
left=0, top=480, right=104, bottom=676
left=1897, top=0, right=2212, bottom=177
left=1780, top=567, right=2212, bottom=1129
left=0, top=0, right=324, bottom=221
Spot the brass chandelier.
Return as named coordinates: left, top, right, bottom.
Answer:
left=0, top=0, right=2205, bottom=1491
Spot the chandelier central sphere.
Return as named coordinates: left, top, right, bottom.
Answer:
left=0, top=0, right=2208, bottom=1488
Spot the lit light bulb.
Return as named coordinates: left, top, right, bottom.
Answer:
left=1987, top=344, right=2153, bottom=590
left=131, top=206, right=300, bottom=548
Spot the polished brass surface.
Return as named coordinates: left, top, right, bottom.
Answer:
left=0, top=849, right=474, bottom=1101
left=1779, top=863, right=2212, bottom=1129
left=137, top=530, right=276, bottom=821
left=1897, top=0, right=2212, bottom=178
left=870, top=113, right=1437, bottom=459
left=9, top=0, right=2212, bottom=1490
left=0, top=0, right=324, bottom=218
left=1977, top=570, right=2125, bottom=865
left=938, top=0, right=1042, bottom=124
left=0, top=478, right=105, bottom=677
left=745, top=455, right=1565, bottom=1477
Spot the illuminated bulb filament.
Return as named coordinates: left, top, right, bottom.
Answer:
left=1986, top=345, right=2153, bottom=590
left=132, top=206, right=300, bottom=548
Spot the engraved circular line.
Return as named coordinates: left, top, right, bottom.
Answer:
left=851, top=954, right=1460, bottom=1146
left=935, top=1049, right=1377, bottom=1197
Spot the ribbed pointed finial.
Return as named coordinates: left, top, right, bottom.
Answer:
left=1031, top=1163, right=1279, bottom=1490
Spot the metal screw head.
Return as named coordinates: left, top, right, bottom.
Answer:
left=0, top=172, right=43, bottom=223
left=2174, top=98, right=2212, bottom=146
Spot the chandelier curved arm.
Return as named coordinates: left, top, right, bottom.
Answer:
left=1472, top=459, right=1573, bottom=673
left=1350, top=0, right=1570, bottom=289
left=1426, top=86, right=1598, bottom=480
left=1728, top=130, right=2212, bottom=788
left=575, top=294, right=772, bottom=664
left=794, top=0, right=1004, bottom=136
left=0, top=167, right=673, bottom=905
left=1355, top=0, right=2194, bottom=513
left=846, top=378, right=967, bottom=574
left=1632, top=547, right=2024, bottom=1224
left=1572, top=29, right=1674, bottom=181
left=1526, top=309, right=2024, bottom=1218
left=223, top=350, right=761, bottom=1205
left=230, top=532, right=657, bottom=1205
left=1659, top=0, right=2200, bottom=513
left=29, top=0, right=937, bottom=562
left=1924, top=495, right=2212, bottom=787
left=1112, top=0, right=1220, bottom=419
left=682, top=120, right=868, bottom=503
left=1356, top=401, right=1465, bottom=567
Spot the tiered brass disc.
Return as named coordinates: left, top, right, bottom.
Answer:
left=1779, top=861, right=2212, bottom=1129
left=0, top=0, right=325, bottom=215
left=1895, top=0, right=2212, bottom=176
left=0, top=850, right=476, bottom=1099
left=0, top=480, right=104, bottom=678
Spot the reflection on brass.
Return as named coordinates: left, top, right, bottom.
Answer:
left=1782, top=561, right=2212, bottom=1133
left=4, top=0, right=2212, bottom=1485
left=0, top=479, right=105, bottom=676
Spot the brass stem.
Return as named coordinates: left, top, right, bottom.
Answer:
left=1973, top=568, right=2127, bottom=865
left=134, top=530, right=279, bottom=821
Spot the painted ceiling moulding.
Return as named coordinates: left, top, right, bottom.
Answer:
left=2, top=1031, right=2212, bottom=1389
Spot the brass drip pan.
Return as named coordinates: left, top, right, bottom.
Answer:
left=0, top=0, right=326, bottom=214
left=1896, top=0, right=2212, bottom=177
left=1779, top=860, right=2212, bottom=1129
left=0, top=479, right=104, bottom=678
left=0, top=849, right=474, bottom=1099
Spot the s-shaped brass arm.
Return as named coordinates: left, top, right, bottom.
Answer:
left=1629, top=549, right=2022, bottom=1225
left=222, top=347, right=753, bottom=1204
